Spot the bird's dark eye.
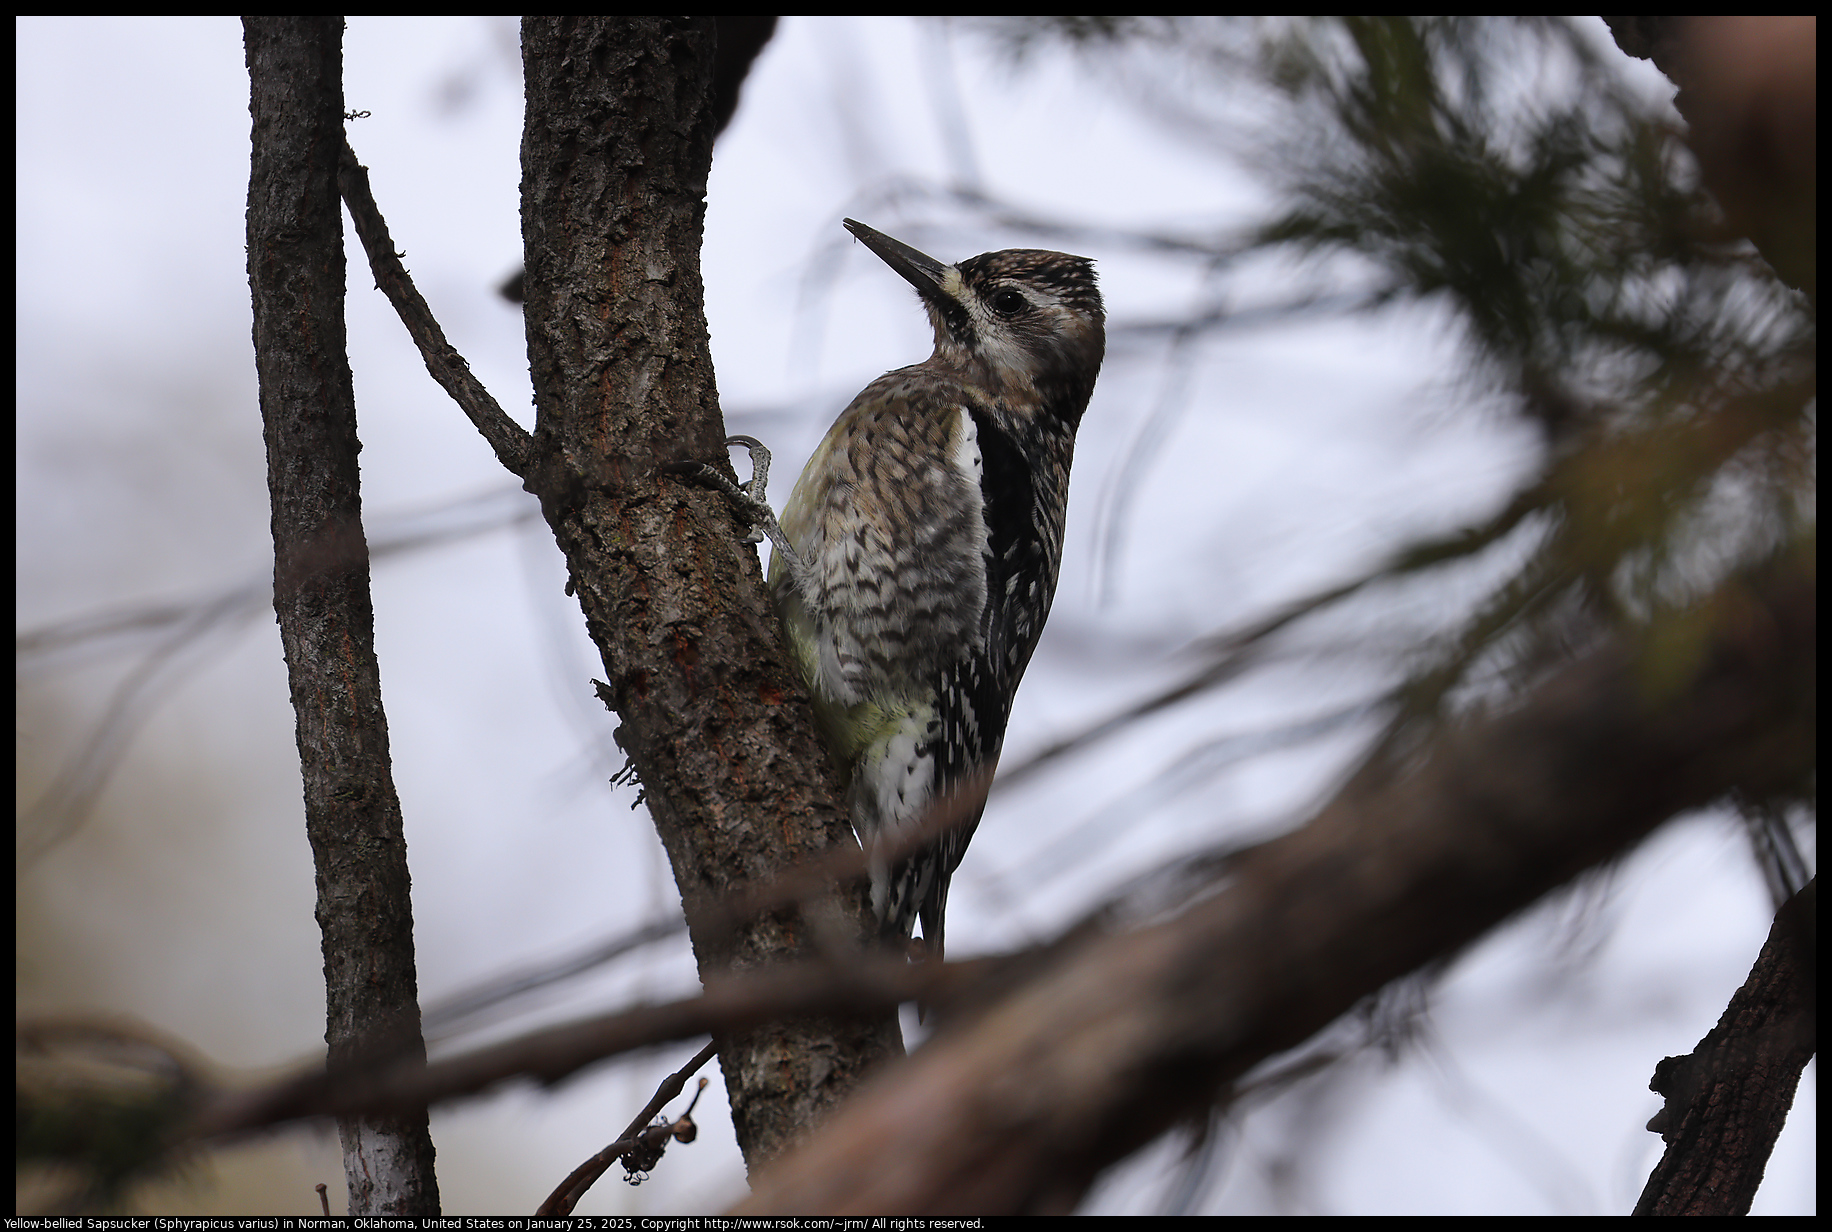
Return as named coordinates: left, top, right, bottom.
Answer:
left=989, top=288, right=1028, bottom=317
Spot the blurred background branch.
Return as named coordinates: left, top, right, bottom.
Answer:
left=16, top=15, right=1812, bottom=1215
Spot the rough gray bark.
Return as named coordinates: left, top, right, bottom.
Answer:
left=516, top=16, right=902, bottom=1173
left=1634, top=878, right=1816, bottom=1215
left=243, top=16, right=439, bottom=1216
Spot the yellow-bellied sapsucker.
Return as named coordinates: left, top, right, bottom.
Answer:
left=725, top=219, right=1104, bottom=959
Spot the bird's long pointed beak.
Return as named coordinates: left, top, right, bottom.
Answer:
left=844, top=218, right=955, bottom=303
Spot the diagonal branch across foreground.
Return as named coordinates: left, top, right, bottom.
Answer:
left=738, top=550, right=1813, bottom=1214
left=181, top=550, right=1810, bottom=1213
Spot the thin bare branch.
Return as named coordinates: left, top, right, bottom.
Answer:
left=337, top=139, right=535, bottom=477
left=186, top=952, right=942, bottom=1141
left=536, top=1040, right=720, bottom=1216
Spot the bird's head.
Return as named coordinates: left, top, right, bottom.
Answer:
left=844, top=219, right=1105, bottom=426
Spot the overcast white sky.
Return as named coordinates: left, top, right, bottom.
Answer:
left=15, top=16, right=1812, bottom=1216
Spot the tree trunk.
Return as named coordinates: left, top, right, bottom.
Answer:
left=516, top=16, right=903, bottom=1173
left=244, top=15, right=440, bottom=1215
